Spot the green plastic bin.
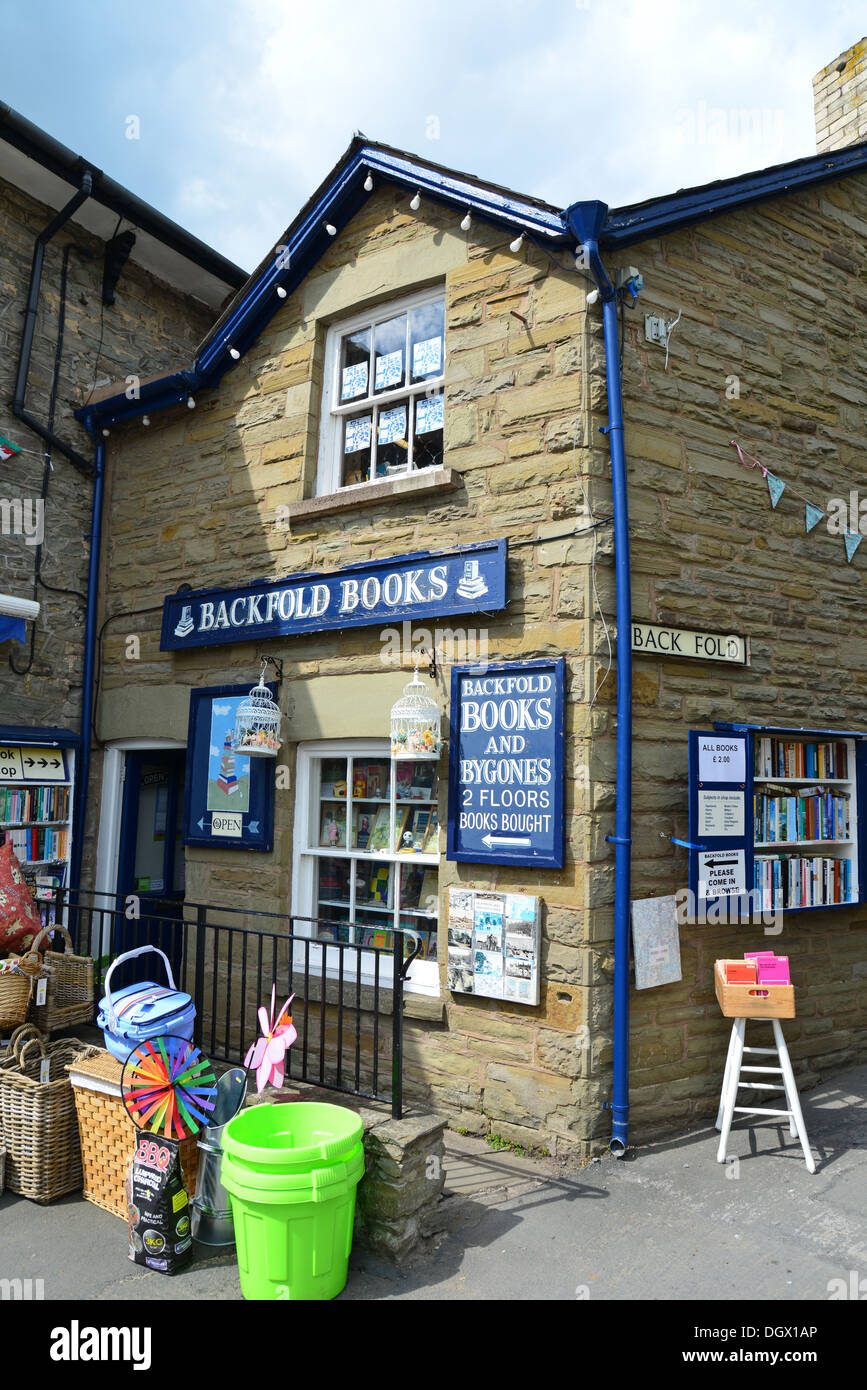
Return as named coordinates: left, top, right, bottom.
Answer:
left=220, top=1102, right=365, bottom=1301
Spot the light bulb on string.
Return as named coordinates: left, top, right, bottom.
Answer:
left=228, top=346, right=240, bottom=360
left=460, top=210, right=472, bottom=231
left=364, top=173, right=373, bottom=192
left=324, top=223, right=337, bottom=236
left=142, top=415, right=150, bottom=427
left=276, top=286, right=287, bottom=298
left=101, top=428, right=110, bottom=438
left=510, top=234, right=524, bottom=254
left=410, top=191, right=421, bottom=211
left=187, top=396, right=196, bottom=409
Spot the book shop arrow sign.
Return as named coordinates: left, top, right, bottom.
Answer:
left=698, top=849, right=746, bottom=899
left=447, top=658, right=565, bottom=868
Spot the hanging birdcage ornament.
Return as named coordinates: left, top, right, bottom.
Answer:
left=232, top=660, right=282, bottom=757
left=390, top=659, right=441, bottom=758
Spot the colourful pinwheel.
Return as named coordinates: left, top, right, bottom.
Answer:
left=120, top=1035, right=217, bottom=1140
left=245, top=985, right=297, bottom=1093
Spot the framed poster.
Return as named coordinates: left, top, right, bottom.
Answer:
left=447, top=657, right=565, bottom=868
left=183, top=684, right=276, bottom=851
left=446, top=887, right=541, bottom=1004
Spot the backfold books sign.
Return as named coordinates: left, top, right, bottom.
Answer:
left=161, top=540, right=507, bottom=650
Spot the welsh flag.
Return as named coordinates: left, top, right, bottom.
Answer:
left=0, top=434, right=21, bottom=461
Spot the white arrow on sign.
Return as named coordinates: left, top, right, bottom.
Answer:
left=481, top=834, right=532, bottom=849
left=198, top=816, right=210, bottom=831
left=248, top=821, right=259, bottom=834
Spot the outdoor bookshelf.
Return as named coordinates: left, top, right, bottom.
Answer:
left=688, top=723, right=866, bottom=916
left=308, top=749, right=439, bottom=961
left=0, top=741, right=75, bottom=929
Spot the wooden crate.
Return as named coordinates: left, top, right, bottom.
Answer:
left=714, top=960, right=795, bottom=1019
left=66, top=1049, right=199, bottom=1220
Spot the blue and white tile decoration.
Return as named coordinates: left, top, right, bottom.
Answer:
left=345, top=415, right=372, bottom=453
left=416, top=394, right=444, bottom=435
left=412, top=336, right=442, bottom=377
left=375, top=349, right=403, bottom=391
left=378, top=405, right=407, bottom=445
left=341, top=361, right=368, bottom=400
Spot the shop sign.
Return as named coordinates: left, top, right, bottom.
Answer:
left=161, top=540, right=507, bottom=651
left=183, top=684, right=275, bottom=851
left=632, top=622, right=748, bottom=665
left=447, top=658, right=565, bottom=868
left=0, top=745, right=67, bottom=782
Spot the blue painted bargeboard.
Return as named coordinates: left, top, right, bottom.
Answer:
left=447, top=658, right=565, bottom=868
left=161, top=540, right=507, bottom=651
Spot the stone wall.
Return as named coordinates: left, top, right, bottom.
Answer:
left=0, top=171, right=216, bottom=734
left=94, top=171, right=867, bottom=1155
left=592, top=174, right=867, bottom=1137
left=95, top=186, right=605, bottom=1155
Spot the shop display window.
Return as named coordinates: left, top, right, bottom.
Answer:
left=317, top=288, right=445, bottom=494
left=293, top=741, right=440, bottom=993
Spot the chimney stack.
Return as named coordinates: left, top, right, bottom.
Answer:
left=813, top=40, right=867, bottom=152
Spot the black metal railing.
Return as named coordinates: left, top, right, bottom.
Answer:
left=59, top=887, right=421, bottom=1119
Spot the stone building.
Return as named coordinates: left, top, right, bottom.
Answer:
left=0, top=105, right=244, bottom=891
left=74, top=41, right=867, bottom=1156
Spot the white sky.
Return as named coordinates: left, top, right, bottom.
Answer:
left=2, top=1, right=865, bottom=269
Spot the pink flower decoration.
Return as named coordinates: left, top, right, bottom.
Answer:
left=244, top=985, right=297, bottom=1093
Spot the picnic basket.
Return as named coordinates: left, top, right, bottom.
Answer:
left=0, top=948, right=43, bottom=1030
left=29, top=925, right=94, bottom=1033
left=67, top=1047, right=200, bottom=1219
left=0, top=1025, right=95, bottom=1202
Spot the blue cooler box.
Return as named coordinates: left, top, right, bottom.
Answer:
left=97, top=944, right=196, bottom=1062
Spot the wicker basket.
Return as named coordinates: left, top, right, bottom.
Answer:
left=0, top=1028, right=94, bottom=1203
left=0, top=949, right=42, bottom=1030
left=67, top=1049, right=200, bottom=1220
left=29, top=925, right=94, bottom=1033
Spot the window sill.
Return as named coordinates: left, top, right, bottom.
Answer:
left=293, top=468, right=457, bottom=521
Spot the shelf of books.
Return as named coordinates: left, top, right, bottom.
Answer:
left=310, top=752, right=439, bottom=961
left=753, top=734, right=857, bottom=911
left=0, top=746, right=74, bottom=929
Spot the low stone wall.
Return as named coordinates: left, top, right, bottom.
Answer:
left=246, top=1083, right=446, bottom=1262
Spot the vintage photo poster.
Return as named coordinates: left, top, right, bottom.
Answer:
left=447, top=887, right=540, bottom=1005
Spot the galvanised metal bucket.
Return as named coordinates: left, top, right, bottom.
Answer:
left=191, top=1067, right=246, bottom=1246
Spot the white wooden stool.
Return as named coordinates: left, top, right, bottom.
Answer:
left=715, top=1017, right=816, bottom=1172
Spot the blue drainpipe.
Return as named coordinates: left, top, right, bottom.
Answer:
left=565, top=201, right=632, bottom=1154
left=69, top=436, right=105, bottom=896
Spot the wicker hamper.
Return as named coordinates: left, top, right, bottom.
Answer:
left=0, top=948, right=43, bottom=1030
left=67, top=1049, right=200, bottom=1219
left=0, top=1028, right=93, bottom=1203
left=29, top=925, right=94, bottom=1033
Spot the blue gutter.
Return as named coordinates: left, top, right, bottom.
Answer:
left=68, top=437, right=105, bottom=896
left=565, top=200, right=633, bottom=1154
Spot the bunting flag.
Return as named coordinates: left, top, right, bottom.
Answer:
left=0, top=435, right=22, bottom=461
left=731, top=439, right=867, bottom=569
left=805, top=502, right=825, bottom=533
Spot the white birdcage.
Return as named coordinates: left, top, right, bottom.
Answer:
left=390, top=661, right=441, bottom=758
left=232, top=666, right=282, bottom=757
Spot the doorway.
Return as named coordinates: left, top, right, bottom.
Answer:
left=114, top=750, right=186, bottom=987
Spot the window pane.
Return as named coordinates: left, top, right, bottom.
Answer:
left=351, top=760, right=390, bottom=801
left=340, top=328, right=370, bottom=401
left=355, top=860, right=393, bottom=910
left=410, top=301, right=445, bottom=383
left=395, top=760, right=437, bottom=803
left=375, top=401, right=409, bottom=477
left=413, top=392, right=443, bottom=471
left=341, top=412, right=372, bottom=487
left=317, top=856, right=351, bottom=910
left=373, top=315, right=407, bottom=393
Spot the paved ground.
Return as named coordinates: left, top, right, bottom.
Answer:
left=1, top=1061, right=864, bottom=1302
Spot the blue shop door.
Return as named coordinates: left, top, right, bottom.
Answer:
left=114, top=752, right=186, bottom=990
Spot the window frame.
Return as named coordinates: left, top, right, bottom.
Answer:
left=292, top=738, right=440, bottom=996
left=316, top=285, right=446, bottom=497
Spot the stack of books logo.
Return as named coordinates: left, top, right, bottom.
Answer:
left=174, top=604, right=195, bottom=638
left=455, top=560, right=488, bottom=600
